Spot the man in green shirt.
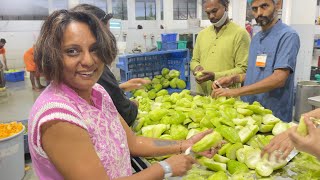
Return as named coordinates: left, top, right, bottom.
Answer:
left=190, top=0, right=250, bottom=95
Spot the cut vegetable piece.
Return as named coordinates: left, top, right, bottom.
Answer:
left=207, top=171, right=228, bottom=180
left=192, top=131, right=222, bottom=152
left=187, top=166, right=214, bottom=178
left=233, top=118, right=248, bottom=126
left=186, top=129, right=201, bottom=139
left=259, top=124, right=275, bottom=133
left=267, top=153, right=288, bottom=170
left=297, top=116, right=308, bottom=136
left=255, top=161, right=273, bottom=177
left=199, top=157, right=227, bottom=172
left=227, top=160, right=249, bottom=174
left=272, top=121, right=289, bottom=135
left=182, top=174, right=206, bottom=180
left=215, top=125, right=241, bottom=143
left=237, top=108, right=254, bottom=116
left=256, top=135, right=271, bottom=148
left=213, top=154, right=230, bottom=163
left=236, top=148, right=246, bottom=163
left=238, top=125, right=259, bottom=143
left=226, top=143, right=244, bottom=160
left=244, top=148, right=261, bottom=169
left=218, top=143, right=232, bottom=155
left=262, top=114, right=281, bottom=125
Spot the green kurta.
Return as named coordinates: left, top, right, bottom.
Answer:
left=190, top=22, right=250, bottom=95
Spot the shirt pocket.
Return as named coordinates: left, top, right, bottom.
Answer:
left=264, top=50, right=276, bottom=71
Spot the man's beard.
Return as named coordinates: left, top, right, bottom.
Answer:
left=255, top=10, right=276, bottom=27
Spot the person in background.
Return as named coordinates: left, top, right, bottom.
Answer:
left=245, top=21, right=253, bottom=37
left=29, top=9, right=222, bottom=180
left=212, top=0, right=300, bottom=123
left=71, top=4, right=150, bottom=126
left=190, top=0, right=250, bottom=95
left=0, top=38, right=8, bottom=71
left=23, top=46, right=45, bottom=91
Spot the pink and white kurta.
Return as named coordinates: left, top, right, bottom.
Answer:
left=28, top=83, right=132, bottom=180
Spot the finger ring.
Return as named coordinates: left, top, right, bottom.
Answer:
left=275, top=150, right=284, bottom=155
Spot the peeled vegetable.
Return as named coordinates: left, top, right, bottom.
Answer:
left=227, top=160, right=249, bottom=174
left=244, top=148, right=261, bottom=169
left=272, top=121, right=289, bottom=136
left=192, top=131, right=222, bottom=153
left=213, top=154, right=230, bottom=163
left=195, top=71, right=204, bottom=78
left=207, top=171, right=228, bottom=180
left=215, top=125, right=241, bottom=143
left=297, top=116, right=308, bottom=136
left=141, top=124, right=169, bottom=138
left=255, top=161, right=273, bottom=177
left=198, top=157, right=227, bottom=172
left=226, top=143, right=243, bottom=160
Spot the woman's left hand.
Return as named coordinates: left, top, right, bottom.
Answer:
left=119, top=78, right=151, bottom=92
left=185, top=129, right=224, bottom=158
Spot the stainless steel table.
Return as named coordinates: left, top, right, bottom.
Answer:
left=308, top=96, right=320, bottom=108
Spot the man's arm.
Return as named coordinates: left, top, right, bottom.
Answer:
left=212, top=69, right=290, bottom=97
left=236, top=69, right=290, bottom=96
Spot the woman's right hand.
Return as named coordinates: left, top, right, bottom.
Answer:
left=165, top=154, right=196, bottom=176
left=261, top=130, right=294, bottom=160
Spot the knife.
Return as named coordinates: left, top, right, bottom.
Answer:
left=286, top=149, right=299, bottom=163
left=185, top=146, right=195, bottom=157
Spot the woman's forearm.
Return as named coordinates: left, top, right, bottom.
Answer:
left=130, top=136, right=189, bottom=157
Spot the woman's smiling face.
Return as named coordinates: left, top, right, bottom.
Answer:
left=61, top=21, right=104, bottom=93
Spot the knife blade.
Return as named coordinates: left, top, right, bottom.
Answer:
left=286, top=149, right=299, bottom=163
left=185, top=146, right=195, bottom=157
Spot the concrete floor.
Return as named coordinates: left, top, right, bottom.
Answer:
left=0, top=79, right=41, bottom=180
left=0, top=80, right=42, bottom=123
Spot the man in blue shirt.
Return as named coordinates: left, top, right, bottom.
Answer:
left=212, top=0, right=300, bottom=122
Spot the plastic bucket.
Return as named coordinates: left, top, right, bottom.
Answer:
left=0, top=125, right=25, bottom=180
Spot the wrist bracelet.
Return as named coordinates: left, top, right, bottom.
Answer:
left=179, top=141, right=182, bottom=154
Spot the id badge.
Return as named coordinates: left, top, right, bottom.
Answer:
left=256, top=54, right=267, bottom=67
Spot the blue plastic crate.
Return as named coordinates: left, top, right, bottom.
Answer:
left=161, top=42, right=177, bottom=51
left=317, top=39, right=320, bottom=46
left=117, top=49, right=190, bottom=81
left=117, top=50, right=191, bottom=97
left=161, top=33, right=177, bottom=43
left=4, top=71, right=25, bottom=82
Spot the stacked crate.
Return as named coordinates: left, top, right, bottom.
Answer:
left=157, top=33, right=187, bottom=51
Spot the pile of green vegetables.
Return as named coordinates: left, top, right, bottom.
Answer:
left=131, top=90, right=320, bottom=179
left=131, top=68, right=187, bottom=100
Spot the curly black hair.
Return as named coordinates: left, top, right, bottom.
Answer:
left=0, top=38, right=6, bottom=44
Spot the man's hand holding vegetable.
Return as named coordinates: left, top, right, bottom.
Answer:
left=193, top=65, right=215, bottom=84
